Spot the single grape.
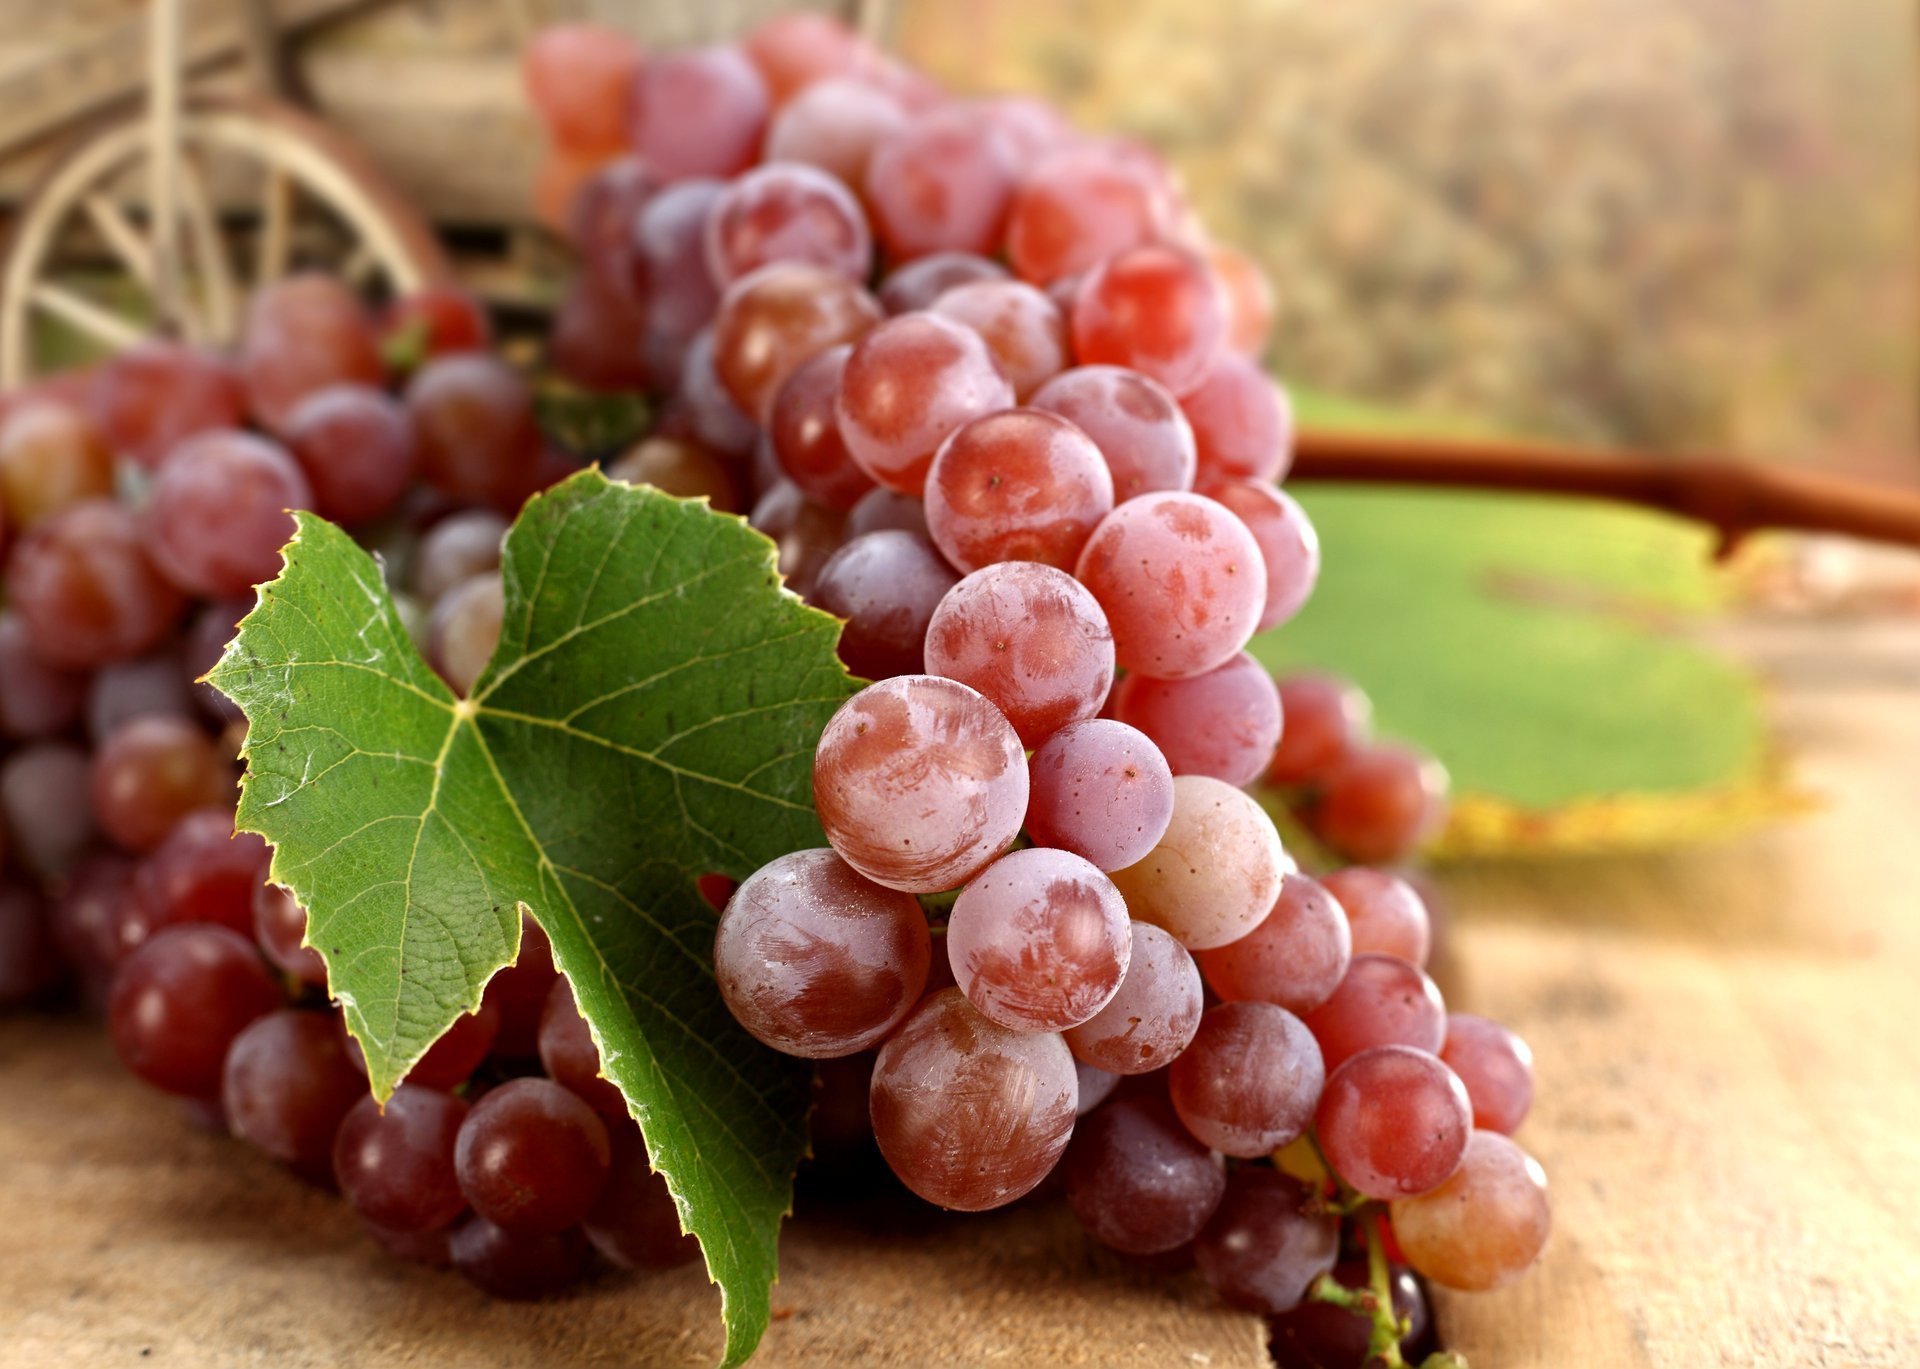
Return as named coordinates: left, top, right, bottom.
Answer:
left=222, top=1009, right=366, bottom=1179
left=1193, top=1167, right=1340, bottom=1315
left=869, top=987, right=1077, bottom=1210
left=91, top=716, right=232, bottom=853
left=427, top=573, right=503, bottom=696
left=1182, top=354, right=1293, bottom=485
left=1006, top=149, right=1166, bottom=285
left=1390, top=1129, right=1551, bottom=1291
left=922, top=561, right=1115, bottom=747
left=482, top=915, right=558, bottom=1060
left=631, top=178, right=725, bottom=344
left=1072, top=245, right=1226, bottom=397
left=1025, top=720, right=1175, bottom=872
left=1110, top=775, right=1291, bottom=950
left=448, top=1216, right=590, bottom=1300
left=6, top=499, right=185, bottom=667
left=402, top=1002, right=504, bottom=1091
left=707, top=162, right=874, bottom=286
left=1440, top=1013, right=1535, bottom=1136
left=1317, top=1045, right=1472, bottom=1200
left=411, top=510, right=507, bottom=603
left=812, top=675, right=1028, bottom=893
left=1269, top=1258, right=1430, bottom=1369
left=0, top=400, right=115, bottom=528
left=548, top=277, right=652, bottom=393
left=836, top=312, right=1015, bottom=496
left=878, top=252, right=1010, bottom=315
left=1062, top=922, right=1202, bottom=1075
left=1168, top=1001, right=1323, bottom=1157
left=741, top=10, right=874, bottom=104
left=0, top=881, right=61, bottom=1007
left=88, top=650, right=193, bottom=742
left=1208, top=243, right=1275, bottom=359
left=711, top=262, right=883, bottom=422
left=947, top=847, right=1130, bottom=1033
left=768, top=344, right=873, bottom=510
left=1074, top=491, right=1267, bottom=680
left=1309, top=744, right=1451, bottom=865
left=133, top=806, right=267, bottom=938
left=406, top=355, right=544, bottom=513
left=1303, top=953, right=1447, bottom=1073
left=1029, top=365, right=1197, bottom=502
left=1063, top=1093, right=1225, bottom=1255
left=844, top=486, right=930, bottom=540
left=51, top=851, right=134, bottom=1001
left=864, top=106, right=1019, bottom=260
left=520, top=23, right=642, bottom=154
left=929, top=279, right=1068, bottom=400
left=764, top=78, right=907, bottom=190
left=0, top=611, right=85, bottom=739
left=107, top=925, right=280, bottom=1098
left=809, top=531, right=957, bottom=680
left=87, top=341, right=245, bottom=468
left=747, top=480, right=846, bottom=598
left=568, top=156, right=654, bottom=291
left=1202, top=480, right=1320, bottom=631
left=254, top=882, right=327, bottom=986
left=586, top=1123, right=702, bottom=1268
left=1110, top=652, right=1282, bottom=787
left=715, top=848, right=930, bottom=1057
left=925, top=409, right=1114, bottom=574
left=1267, top=675, right=1372, bottom=786
left=1195, top=874, right=1351, bottom=1016
left=1075, top=1061, right=1121, bottom=1114
left=333, top=1084, right=470, bottom=1233
left=238, top=274, right=384, bottom=434
left=677, top=326, right=760, bottom=458
left=538, top=977, right=628, bottom=1115
left=628, top=46, right=770, bottom=182
left=605, top=434, right=741, bottom=511
left=972, top=95, right=1077, bottom=171
left=380, top=286, right=491, bottom=363
left=455, top=1077, right=612, bottom=1234
left=1319, top=868, right=1432, bottom=968
left=0, top=743, right=97, bottom=879
left=142, top=430, right=311, bottom=598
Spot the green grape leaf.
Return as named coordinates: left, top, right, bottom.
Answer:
left=208, top=471, right=858, bottom=1366
left=1251, top=476, right=1800, bottom=853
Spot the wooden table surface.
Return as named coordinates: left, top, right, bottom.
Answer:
left=2, top=613, right=1917, bottom=1368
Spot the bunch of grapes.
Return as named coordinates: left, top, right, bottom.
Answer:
left=527, top=10, right=1546, bottom=1360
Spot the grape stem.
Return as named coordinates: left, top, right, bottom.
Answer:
left=1290, top=429, right=1920, bottom=558
left=1307, top=1206, right=1471, bottom=1369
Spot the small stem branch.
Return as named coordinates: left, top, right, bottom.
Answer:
left=1291, top=430, right=1920, bottom=558
left=1363, top=1213, right=1410, bottom=1368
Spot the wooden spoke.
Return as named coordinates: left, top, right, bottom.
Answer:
left=256, top=167, right=293, bottom=287
left=176, top=150, right=239, bottom=344
left=29, top=283, right=146, bottom=350
left=341, top=242, right=377, bottom=288
left=80, top=196, right=157, bottom=292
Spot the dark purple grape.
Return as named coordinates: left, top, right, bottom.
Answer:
left=585, top=1123, right=701, bottom=1269
left=0, top=610, right=85, bottom=739
left=448, top=1216, right=590, bottom=1299
left=107, top=925, right=281, bottom=1098
left=1062, top=1094, right=1224, bottom=1255
left=538, top=976, right=628, bottom=1116
left=132, top=807, right=267, bottom=938
left=334, top=1083, right=470, bottom=1232
left=88, top=650, right=194, bottom=742
left=222, top=1008, right=367, bottom=1181
left=1269, top=1258, right=1430, bottom=1369
left=1, top=742, right=98, bottom=879
left=0, top=881, right=62, bottom=1007
left=253, top=882, right=327, bottom=986
left=1193, top=1167, right=1340, bottom=1315
left=455, top=1077, right=611, bottom=1234
left=1168, top=1002, right=1324, bottom=1157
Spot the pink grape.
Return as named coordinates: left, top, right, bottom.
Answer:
left=809, top=531, right=957, bottom=680
left=929, top=279, right=1068, bottom=400
left=1209, top=243, right=1274, bottom=358
left=0, top=611, right=85, bottom=738
left=1109, top=652, right=1282, bottom=787
left=406, top=355, right=544, bottom=513
left=1316, top=1045, right=1472, bottom=1200
left=678, top=327, right=759, bottom=457
left=88, top=342, right=244, bottom=469
left=1193, top=1167, right=1339, bottom=1315
left=284, top=385, right=417, bottom=526
left=254, top=882, right=327, bottom=987
left=238, top=274, right=383, bottom=434
left=710, top=262, right=882, bottom=422
left=427, top=573, right=503, bottom=696
left=1182, top=353, right=1293, bottom=484
left=747, top=480, right=845, bottom=598
left=521, top=23, right=641, bottom=154
left=1029, top=365, right=1197, bottom=501
left=1074, top=492, right=1266, bottom=679
left=631, top=179, right=725, bottom=344
left=142, top=430, right=310, bottom=598
left=1390, top=1129, right=1551, bottom=1290
left=714, top=848, right=930, bottom=1057
left=1310, top=742, right=1450, bottom=864
left=878, top=252, right=1009, bottom=315
left=768, top=344, right=873, bottom=510
left=812, top=675, right=1027, bottom=893
left=1074, top=1062, right=1120, bottom=1114
left=1071, top=245, right=1226, bottom=397
left=1194, top=873, right=1352, bottom=1016
left=1302, top=953, right=1447, bottom=1073
left=923, top=561, right=1114, bottom=747
left=567, top=157, right=654, bottom=292
left=1201, top=479, right=1320, bottom=631
left=844, top=486, right=929, bottom=541
left=765, top=79, right=908, bottom=189
left=946, top=847, right=1131, bottom=1032
left=924, top=409, right=1113, bottom=574
left=628, top=46, right=771, bottom=182
left=741, top=11, right=875, bottom=105
left=1109, top=775, right=1290, bottom=951
left=864, top=107, right=1020, bottom=261
left=1267, top=674, right=1371, bottom=785
left=1006, top=149, right=1166, bottom=284
left=1025, top=720, right=1174, bottom=872
left=0, top=743, right=96, bottom=880
left=706, top=162, right=873, bottom=286
left=1168, top=1001, right=1323, bottom=1156
left=869, top=987, right=1077, bottom=1211
left=1062, top=921, right=1202, bottom=1074
left=1440, top=1013, right=1536, bottom=1136
left=6, top=500, right=184, bottom=667
left=548, top=278, right=651, bottom=393
left=1319, top=867, right=1432, bottom=967
left=412, top=510, right=507, bottom=603
left=836, top=312, right=1014, bottom=496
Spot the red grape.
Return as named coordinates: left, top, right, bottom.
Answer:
left=88, top=341, right=244, bottom=469
left=586, top=1123, right=702, bottom=1268
left=1440, top=1013, right=1535, bottom=1136
left=1168, top=1001, right=1323, bottom=1156
left=222, top=1008, right=366, bottom=1179
left=1390, top=1129, right=1550, bottom=1290
left=538, top=977, right=628, bottom=1115
left=448, top=1216, right=589, bottom=1299
left=1026, top=720, right=1175, bottom=873
left=878, top=252, right=1009, bottom=315
left=1316, top=1045, right=1472, bottom=1200
left=1319, top=868, right=1432, bottom=967
left=741, top=11, right=874, bottom=105
left=1061, top=921, right=1202, bottom=1075
left=1030, top=365, right=1197, bottom=501
left=406, top=355, right=544, bottom=512
left=1193, top=1167, right=1339, bottom=1315
left=1072, top=245, right=1226, bottom=397
left=1309, top=743, right=1450, bottom=864
left=929, top=279, right=1067, bottom=400
left=1063, top=1093, right=1225, bottom=1255
left=924, top=409, right=1113, bottom=573
left=1109, top=775, right=1290, bottom=951
left=238, top=274, right=384, bottom=434
left=1110, top=652, right=1283, bottom=787
left=455, top=1077, right=611, bottom=1234
left=764, top=78, right=906, bottom=190
left=836, top=312, right=1014, bottom=496
left=706, top=162, right=873, bottom=286
left=1267, top=674, right=1371, bottom=786
left=254, top=881, right=327, bottom=987
left=91, top=716, right=232, bottom=853
left=6, top=499, right=184, bottom=667
left=522, top=23, right=643, bottom=155
left=864, top=107, right=1020, bottom=261
left=334, top=1084, right=470, bottom=1232
left=107, top=924, right=280, bottom=1098
left=1209, top=243, right=1274, bottom=359
left=809, top=531, right=957, bottom=680
left=1202, top=479, right=1319, bottom=631
left=1195, top=873, right=1352, bottom=1016
left=133, top=806, right=267, bottom=937
left=1302, top=953, right=1447, bottom=1073
left=1006, top=149, right=1166, bottom=285
left=0, top=611, right=84, bottom=739
left=1182, top=353, right=1293, bottom=484
left=143, top=430, right=311, bottom=597
left=768, top=344, right=873, bottom=510
left=711, top=262, right=882, bottom=422
left=0, top=400, right=115, bottom=528
left=629, top=46, right=771, bottom=182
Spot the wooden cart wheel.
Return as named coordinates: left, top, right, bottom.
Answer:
left=0, top=95, right=453, bottom=387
